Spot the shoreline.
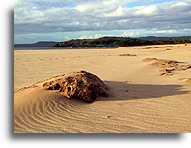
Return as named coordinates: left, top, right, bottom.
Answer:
left=14, top=43, right=189, bottom=51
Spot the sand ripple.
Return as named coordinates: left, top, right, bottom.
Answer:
left=14, top=87, right=81, bottom=133
left=14, top=84, right=191, bottom=133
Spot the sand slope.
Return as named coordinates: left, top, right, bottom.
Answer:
left=14, top=44, right=191, bottom=133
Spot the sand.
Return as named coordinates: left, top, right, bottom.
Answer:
left=14, top=44, right=191, bottom=133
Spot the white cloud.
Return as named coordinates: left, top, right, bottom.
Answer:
left=14, top=0, right=191, bottom=38
left=121, top=31, right=140, bottom=37
left=154, top=29, right=177, bottom=34
left=104, top=6, right=126, bottom=17
left=134, top=5, right=158, bottom=16
left=79, top=33, right=104, bottom=39
left=75, top=0, right=123, bottom=15
left=75, top=3, right=95, bottom=12
left=170, top=1, right=189, bottom=8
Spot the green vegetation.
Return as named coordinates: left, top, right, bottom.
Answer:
left=54, top=36, right=191, bottom=48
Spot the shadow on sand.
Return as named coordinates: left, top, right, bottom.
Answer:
left=98, top=81, right=190, bottom=101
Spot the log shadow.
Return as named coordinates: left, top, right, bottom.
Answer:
left=97, top=81, right=190, bottom=101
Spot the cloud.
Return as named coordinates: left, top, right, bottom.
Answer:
left=14, top=0, right=191, bottom=43
left=134, top=5, right=158, bottom=16
left=170, top=1, right=189, bottom=8
left=79, top=33, right=104, bottom=39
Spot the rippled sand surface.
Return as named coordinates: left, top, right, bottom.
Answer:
left=14, top=44, right=191, bottom=133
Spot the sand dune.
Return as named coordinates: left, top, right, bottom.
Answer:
left=143, top=58, right=191, bottom=76
left=14, top=44, right=191, bottom=133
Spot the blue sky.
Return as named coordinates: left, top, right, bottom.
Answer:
left=14, top=0, right=191, bottom=44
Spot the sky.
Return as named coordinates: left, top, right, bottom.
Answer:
left=14, top=0, right=191, bottom=44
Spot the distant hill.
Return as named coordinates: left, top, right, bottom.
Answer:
left=14, top=36, right=191, bottom=49
left=139, top=36, right=191, bottom=41
left=54, top=36, right=191, bottom=48
left=14, top=41, right=58, bottom=48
